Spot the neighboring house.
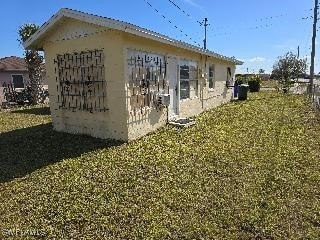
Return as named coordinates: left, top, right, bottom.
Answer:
left=0, top=56, right=29, bottom=88
left=0, top=56, right=47, bottom=89
left=24, top=8, right=243, bottom=141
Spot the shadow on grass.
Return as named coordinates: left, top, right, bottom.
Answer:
left=0, top=123, right=123, bottom=183
left=11, top=107, right=51, bottom=115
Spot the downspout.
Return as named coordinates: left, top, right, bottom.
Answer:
left=201, top=54, right=207, bottom=109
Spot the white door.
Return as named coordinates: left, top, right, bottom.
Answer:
left=167, top=56, right=179, bottom=118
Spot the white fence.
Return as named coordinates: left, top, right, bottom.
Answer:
left=313, top=84, right=320, bottom=110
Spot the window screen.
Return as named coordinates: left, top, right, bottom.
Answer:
left=12, top=75, right=24, bottom=88
left=179, top=61, right=198, bottom=100
left=209, top=64, right=215, bottom=89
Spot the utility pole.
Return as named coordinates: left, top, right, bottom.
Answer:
left=203, top=18, right=208, bottom=50
left=297, top=46, right=300, bottom=58
left=310, top=0, right=318, bottom=94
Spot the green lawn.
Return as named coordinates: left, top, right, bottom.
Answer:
left=0, top=92, right=319, bottom=239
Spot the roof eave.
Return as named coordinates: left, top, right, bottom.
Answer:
left=23, top=9, right=66, bottom=50
left=23, top=8, right=243, bottom=65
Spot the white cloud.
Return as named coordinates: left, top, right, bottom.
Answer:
left=182, top=0, right=205, bottom=12
left=248, top=57, right=266, bottom=63
left=183, top=0, right=197, bottom=6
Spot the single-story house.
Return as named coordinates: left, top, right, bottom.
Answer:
left=0, top=56, right=47, bottom=89
left=24, top=8, right=243, bottom=141
left=0, top=56, right=30, bottom=88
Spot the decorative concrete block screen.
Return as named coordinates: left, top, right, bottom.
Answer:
left=127, top=50, right=168, bottom=115
left=54, top=49, right=107, bottom=113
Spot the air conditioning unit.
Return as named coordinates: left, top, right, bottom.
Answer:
left=157, top=94, right=170, bottom=106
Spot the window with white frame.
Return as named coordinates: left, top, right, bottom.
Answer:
left=179, top=60, right=198, bottom=100
left=12, top=75, right=24, bottom=88
left=208, top=64, right=215, bottom=89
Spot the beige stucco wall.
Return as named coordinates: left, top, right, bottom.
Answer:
left=122, top=33, right=235, bottom=140
left=201, top=58, right=235, bottom=112
left=39, top=17, right=237, bottom=141
left=42, top=18, right=128, bottom=141
left=178, top=59, right=235, bottom=118
left=0, top=71, right=29, bottom=87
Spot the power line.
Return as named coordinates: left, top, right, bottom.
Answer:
left=208, top=22, right=275, bottom=38
left=143, top=0, right=202, bottom=47
left=164, top=0, right=207, bottom=46
left=207, top=12, right=311, bottom=38
left=208, top=8, right=314, bottom=36
left=167, top=0, right=203, bottom=26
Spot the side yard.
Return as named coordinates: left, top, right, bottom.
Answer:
left=0, top=92, right=319, bottom=239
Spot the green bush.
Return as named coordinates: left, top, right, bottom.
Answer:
left=280, top=79, right=295, bottom=93
left=236, top=75, right=247, bottom=85
left=248, top=75, right=261, bottom=92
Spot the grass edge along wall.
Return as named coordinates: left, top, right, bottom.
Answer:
left=24, top=8, right=242, bottom=141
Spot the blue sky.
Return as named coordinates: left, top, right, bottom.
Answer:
left=0, top=0, right=315, bottom=73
